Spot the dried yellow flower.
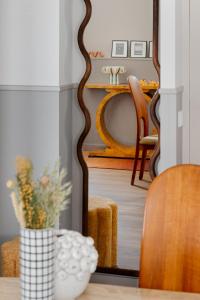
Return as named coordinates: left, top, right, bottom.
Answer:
left=7, top=157, right=71, bottom=229
left=15, top=157, right=35, bottom=227
left=16, top=156, right=32, bottom=174
left=37, top=209, right=47, bottom=228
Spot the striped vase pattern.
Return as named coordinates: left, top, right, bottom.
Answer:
left=20, top=228, right=55, bottom=300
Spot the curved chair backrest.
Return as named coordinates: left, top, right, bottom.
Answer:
left=139, top=164, right=200, bottom=293
left=128, top=76, right=149, bottom=138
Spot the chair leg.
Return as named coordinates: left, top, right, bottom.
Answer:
left=131, top=144, right=140, bottom=186
left=139, top=147, right=147, bottom=180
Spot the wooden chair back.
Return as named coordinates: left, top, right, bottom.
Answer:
left=139, top=164, right=200, bottom=293
left=128, top=76, right=149, bottom=138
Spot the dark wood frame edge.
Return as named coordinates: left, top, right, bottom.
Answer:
left=77, top=0, right=92, bottom=236
left=77, top=0, right=160, bottom=277
left=150, top=0, right=161, bottom=179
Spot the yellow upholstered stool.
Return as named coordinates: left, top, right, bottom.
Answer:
left=88, top=196, right=118, bottom=268
left=1, top=238, right=20, bottom=277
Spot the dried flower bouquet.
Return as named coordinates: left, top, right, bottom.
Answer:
left=7, top=156, right=71, bottom=229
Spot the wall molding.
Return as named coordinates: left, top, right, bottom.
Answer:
left=159, top=91, right=183, bottom=173
left=0, top=83, right=78, bottom=92
left=159, top=85, right=184, bottom=95
left=60, top=83, right=79, bottom=91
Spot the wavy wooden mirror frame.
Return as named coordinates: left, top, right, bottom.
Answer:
left=77, top=0, right=160, bottom=277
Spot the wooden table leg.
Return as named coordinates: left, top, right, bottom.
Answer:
left=88, top=88, right=154, bottom=158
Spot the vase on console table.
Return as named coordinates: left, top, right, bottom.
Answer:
left=55, top=230, right=98, bottom=300
left=102, top=66, right=126, bottom=85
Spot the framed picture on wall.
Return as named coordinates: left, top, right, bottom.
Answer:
left=149, top=41, right=153, bottom=58
left=111, top=40, right=128, bottom=58
left=130, top=41, right=147, bottom=58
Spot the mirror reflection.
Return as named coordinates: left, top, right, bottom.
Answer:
left=83, top=0, right=158, bottom=271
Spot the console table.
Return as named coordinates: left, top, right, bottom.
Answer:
left=85, top=81, right=159, bottom=158
left=1, top=278, right=200, bottom=300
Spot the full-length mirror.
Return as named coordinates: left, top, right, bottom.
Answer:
left=78, top=0, right=160, bottom=275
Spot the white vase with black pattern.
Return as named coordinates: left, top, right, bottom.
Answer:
left=20, top=228, right=55, bottom=300
left=55, top=230, right=98, bottom=300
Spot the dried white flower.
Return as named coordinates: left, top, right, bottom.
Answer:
left=6, top=180, right=16, bottom=189
left=10, top=192, right=25, bottom=228
left=40, top=176, right=50, bottom=187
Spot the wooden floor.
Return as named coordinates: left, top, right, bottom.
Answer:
left=88, top=168, right=151, bottom=270
left=84, top=151, right=150, bottom=171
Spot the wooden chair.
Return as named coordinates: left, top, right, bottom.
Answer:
left=128, top=76, right=158, bottom=185
left=139, top=164, right=200, bottom=293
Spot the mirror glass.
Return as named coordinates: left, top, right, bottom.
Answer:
left=83, top=0, right=158, bottom=271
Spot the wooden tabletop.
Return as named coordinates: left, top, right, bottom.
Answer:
left=1, top=278, right=200, bottom=300
left=85, top=83, right=130, bottom=90
left=85, top=81, right=159, bottom=91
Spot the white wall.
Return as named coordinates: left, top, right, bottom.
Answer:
left=182, top=0, right=190, bottom=162
left=189, top=0, right=200, bottom=163
left=0, top=0, right=76, bottom=86
left=159, top=0, right=184, bottom=172
left=72, top=0, right=85, bottom=84
left=180, top=0, right=200, bottom=164
left=85, top=0, right=153, bottom=58
left=60, top=0, right=73, bottom=86
left=175, top=0, right=183, bottom=87
left=0, top=0, right=60, bottom=86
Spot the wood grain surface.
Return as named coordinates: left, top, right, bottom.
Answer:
left=140, top=165, right=200, bottom=293
left=1, top=278, right=200, bottom=300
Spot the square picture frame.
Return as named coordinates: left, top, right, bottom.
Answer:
left=130, top=41, right=147, bottom=58
left=149, top=41, right=153, bottom=58
left=111, top=40, right=128, bottom=58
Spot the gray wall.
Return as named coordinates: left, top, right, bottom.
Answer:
left=85, top=0, right=153, bottom=58
left=59, top=88, right=73, bottom=229
left=189, top=0, right=200, bottom=163
left=72, top=88, right=85, bottom=233
left=88, top=59, right=158, bottom=84
left=0, top=87, right=73, bottom=243
left=0, top=90, right=59, bottom=242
